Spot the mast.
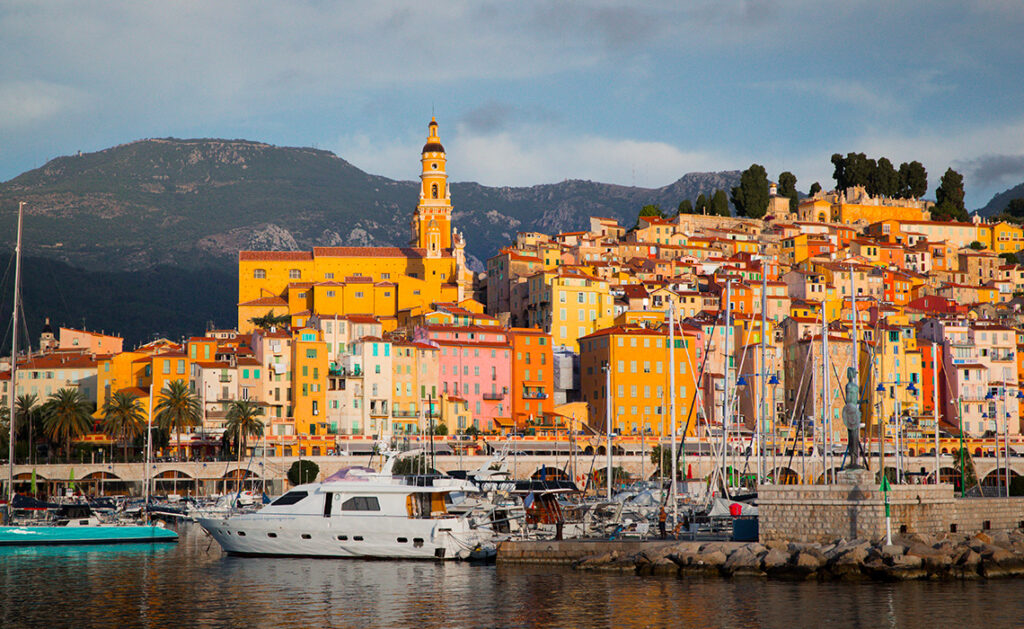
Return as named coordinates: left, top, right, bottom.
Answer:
left=6, top=202, right=24, bottom=513
left=932, top=343, right=939, bottom=484
left=821, top=306, right=829, bottom=483
left=851, top=261, right=858, bottom=468
left=723, top=280, right=732, bottom=495
left=669, top=300, right=677, bottom=526
left=144, top=384, right=154, bottom=520
left=759, top=250, right=767, bottom=484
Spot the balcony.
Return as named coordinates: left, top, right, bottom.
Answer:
left=522, top=390, right=549, bottom=400
left=219, top=375, right=231, bottom=383
left=482, top=392, right=505, bottom=401
left=392, top=409, right=419, bottom=418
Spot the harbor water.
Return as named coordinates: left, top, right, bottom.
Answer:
left=2, top=523, right=1022, bottom=628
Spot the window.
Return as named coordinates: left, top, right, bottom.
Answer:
left=382, top=273, right=391, bottom=279
left=271, top=491, right=308, bottom=506
left=254, top=269, right=266, bottom=279
left=326, top=290, right=336, bottom=298
left=341, top=496, right=381, bottom=511
left=355, top=291, right=364, bottom=298
left=289, top=269, right=301, bottom=279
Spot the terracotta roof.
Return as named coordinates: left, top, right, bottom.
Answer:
left=313, top=246, right=447, bottom=259
left=240, top=251, right=313, bottom=261
left=238, top=296, right=288, bottom=307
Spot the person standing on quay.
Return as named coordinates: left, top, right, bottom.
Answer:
left=659, top=506, right=667, bottom=539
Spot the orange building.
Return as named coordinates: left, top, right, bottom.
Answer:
left=509, top=327, right=555, bottom=430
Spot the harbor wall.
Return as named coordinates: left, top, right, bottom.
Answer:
left=497, top=539, right=743, bottom=565
left=759, top=477, right=1024, bottom=543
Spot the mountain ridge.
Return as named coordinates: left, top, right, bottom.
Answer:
left=0, top=138, right=741, bottom=272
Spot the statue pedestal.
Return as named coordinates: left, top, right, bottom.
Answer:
left=836, top=468, right=875, bottom=487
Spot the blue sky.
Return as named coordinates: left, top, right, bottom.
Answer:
left=2, top=1, right=1023, bottom=208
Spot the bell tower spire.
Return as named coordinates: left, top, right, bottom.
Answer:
left=411, top=117, right=453, bottom=255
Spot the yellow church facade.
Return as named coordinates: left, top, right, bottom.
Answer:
left=237, top=119, right=472, bottom=333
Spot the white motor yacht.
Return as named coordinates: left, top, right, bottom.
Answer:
left=198, top=465, right=495, bottom=560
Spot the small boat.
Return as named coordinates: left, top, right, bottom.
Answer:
left=199, top=463, right=496, bottom=560
left=0, top=504, right=178, bottom=546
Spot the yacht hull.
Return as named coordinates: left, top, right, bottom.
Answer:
left=198, top=515, right=485, bottom=560
left=0, top=525, right=179, bottom=546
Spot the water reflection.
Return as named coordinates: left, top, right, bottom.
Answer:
left=2, top=523, right=1022, bottom=628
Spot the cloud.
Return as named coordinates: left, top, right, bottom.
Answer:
left=959, top=154, right=1024, bottom=187
left=0, top=81, right=87, bottom=130
left=335, top=121, right=728, bottom=189
left=459, top=102, right=560, bottom=135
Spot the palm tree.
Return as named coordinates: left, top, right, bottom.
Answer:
left=101, top=392, right=146, bottom=462
left=154, top=380, right=201, bottom=460
left=225, top=400, right=265, bottom=488
left=249, top=310, right=291, bottom=330
left=16, top=394, right=39, bottom=465
left=41, top=388, right=94, bottom=460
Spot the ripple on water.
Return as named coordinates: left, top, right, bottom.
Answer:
left=2, top=524, right=1023, bottom=628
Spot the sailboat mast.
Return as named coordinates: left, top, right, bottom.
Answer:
left=668, top=300, right=677, bottom=526
left=6, top=202, right=24, bottom=510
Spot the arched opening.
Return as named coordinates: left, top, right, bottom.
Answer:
left=222, top=468, right=262, bottom=493
left=768, top=467, right=800, bottom=485
left=81, top=470, right=130, bottom=497
left=818, top=212, right=827, bottom=222
left=431, top=183, right=438, bottom=199
left=153, top=469, right=194, bottom=496
left=981, top=469, right=1022, bottom=494
left=530, top=466, right=569, bottom=482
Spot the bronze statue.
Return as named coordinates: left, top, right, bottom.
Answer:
left=842, top=366, right=862, bottom=469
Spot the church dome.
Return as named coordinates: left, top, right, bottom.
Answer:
left=422, top=141, right=445, bottom=153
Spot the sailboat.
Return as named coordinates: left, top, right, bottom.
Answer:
left=1, top=202, right=177, bottom=546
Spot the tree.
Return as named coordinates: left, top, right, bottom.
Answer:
left=694, top=193, right=710, bottom=215
left=872, top=157, right=900, bottom=198
left=710, top=189, right=731, bottom=216
left=650, top=444, right=681, bottom=478
left=249, top=310, right=290, bottom=330
left=936, top=167, right=966, bottom=213
left=730, top=164, right=770, bottom=218
left=154, top=380, right=202, bottom=460
left=287, top=459, right=320, bottom=485
left=638, top=204, right=663, bottom=219
left=953, top=446, right=980, bottom=493
left=968, top=241, right=985, bottom=250
left=15, top=393, right=40, bottom=464
left=429, top=422, right=448, bottom=436
left=830, top=153, right=846, bottom=190
left=898, top=161, right=927, bottom=199
left=809, top=182, right=822, bottom=196
left=224, top=399, right=265, bottom=464
left=392, top=454, right=437, bottom=476
left=999, top=252, right=1020, bottom=264
left=1006, top=198, right=1024, bottom=219
left=676, top=199, right=694, bottom=215
left=41, top=388, right=94, bottom=459
left=101, top=391, right=146, bottom=462
left=777, top=171, right=799, bottom=212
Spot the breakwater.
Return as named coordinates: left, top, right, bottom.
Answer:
left=499, top=530, right=1024, bottom=581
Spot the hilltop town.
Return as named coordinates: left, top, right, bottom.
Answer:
left=5, top=119, right=1024, bottom=471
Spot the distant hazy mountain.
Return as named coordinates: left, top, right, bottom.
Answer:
left=977, top=181, right=1024, bottom=216
left=0, top=138, right=741, bottom=272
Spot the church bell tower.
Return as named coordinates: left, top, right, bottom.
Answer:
left=411, top=117, right=453, bottom=256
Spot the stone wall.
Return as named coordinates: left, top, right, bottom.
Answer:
left=759, top=475, right=1024, bottom=543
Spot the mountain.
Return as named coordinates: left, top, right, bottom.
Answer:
left=0, top=252, right=236, bottom=349
left=0, top=138, right=740, bottom=272
left=977, top=181, right=1024, bottom=216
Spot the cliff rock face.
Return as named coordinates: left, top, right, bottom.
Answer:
left=0, top=138, right=741, bottom=271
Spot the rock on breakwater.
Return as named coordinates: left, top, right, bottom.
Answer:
left=500, top=529, right=1024, bottom=581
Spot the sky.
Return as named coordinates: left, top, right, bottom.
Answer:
left=2, top=1, right=1023, bottom=208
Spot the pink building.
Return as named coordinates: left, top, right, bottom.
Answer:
left=59, top=327, right=124, bottom=355
left=414, top=324, right=511, bottom=432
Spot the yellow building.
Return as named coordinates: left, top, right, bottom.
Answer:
left=578, top=324, right=700, bottom=437
left=291, top=327, right=328, bottom=439
left=237, top=118, right=472, bottom=333
left=526, top=269, right=614, bottom=351
left=991, top=221, right=1024, bottom=254
left=799, top=186, right=932, bottom=224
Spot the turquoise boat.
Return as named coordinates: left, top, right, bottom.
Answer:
left=0, top=522, right=178, bottom=546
